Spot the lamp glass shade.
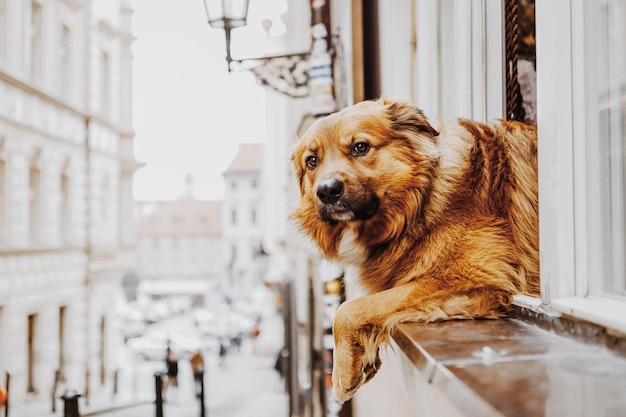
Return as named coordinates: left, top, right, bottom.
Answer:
left=202, top=0, right=249, bottom=29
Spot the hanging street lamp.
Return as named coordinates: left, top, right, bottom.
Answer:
left=200, top=0, right=313, bottom=98
left=200, top=0, right=250, bottom=72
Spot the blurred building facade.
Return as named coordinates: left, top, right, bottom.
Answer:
left=135, top=176, right=221, bottom=305
left=260, top=1, right=535, bottom=415
left=221, top=143, right=265, bottom=300
left=0, top=0, right=137, bottom=405
left=247, top=1, right=626, bottom=417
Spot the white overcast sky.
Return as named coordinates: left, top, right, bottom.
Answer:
left=131, top=0, right=284, bottom=201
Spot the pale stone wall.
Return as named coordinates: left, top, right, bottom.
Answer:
left=0, top=0, right=136, bottom=406
left=0, top=251, right=87, bottom=402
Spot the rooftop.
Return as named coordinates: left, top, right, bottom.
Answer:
left=224, top=143, right=263, bottom=174
left=136, top=199, right=221, bottom=237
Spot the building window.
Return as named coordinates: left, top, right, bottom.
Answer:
left=98, top=174, right=110, bottom=221
left=59, top=306, right=67, bottom=370
left=29, top=166, right=41, bottom=244
left=230, top=244, right=237, bottom=265
left=99, top=316, right=106, bottom=385
left=537, top=0, right=626, bottom=332
left=583, top=0, right=626, bottom=297
left=58, top=24, right=71, bottom=100
left=251, top=208, right=257, bottom=225
left=61, top=172, right=70, bottom=243
left=100, top=51, right=111, bottom=118
left=231, top=209, right=237, bottom=225
left=251, top=179, right=257, bottom=189
left=29, top=1, right=43, bottom=82
left=27, top=313, right=38, bottom=393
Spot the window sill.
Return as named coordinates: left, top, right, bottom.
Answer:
left=551, top=295, right=626, bottom=335
left=386, top=297, right=626, bottom=417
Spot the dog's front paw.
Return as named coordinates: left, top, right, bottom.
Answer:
left=331, top=302, right=383, bottom=403
left=332, top=344, right=381, bottom=403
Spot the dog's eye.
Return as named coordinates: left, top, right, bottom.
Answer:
left=352, top=142, right=370, bottom=156
left=306, top=155, right=318, bottom=169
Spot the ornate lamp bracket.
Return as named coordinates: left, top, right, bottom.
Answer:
left=235, top=53, right=311, bottom=98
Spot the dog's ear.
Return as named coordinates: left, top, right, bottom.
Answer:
left=380, top=98, right=439, bottom=137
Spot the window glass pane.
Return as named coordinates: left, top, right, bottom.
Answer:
left=29, top=166, right=41, bottom=244
left=586, top=0, right=626, bottom=297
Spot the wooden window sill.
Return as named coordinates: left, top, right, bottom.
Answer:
left=386, top=297, right=626, bottom=416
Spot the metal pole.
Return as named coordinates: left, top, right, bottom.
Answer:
left=112, top=369, right=119, bottom=399
left=52, top=369, right=61, bottom=413
left=198, top=367, right=206, bottom=417
left=283, top=281, right=300, bottom=416
left=4, top=372, right=9, bottom=417
left=224, top=25, right=233, bottom=72
left=307, top=278, right=316, bottom=412
left=61, top=390, right=81, bottom=417
left=84, top=363, right=90, bottom=406
left=154, top=372, right=163, bottom=417
left=288, top=281, right=300, bottom=417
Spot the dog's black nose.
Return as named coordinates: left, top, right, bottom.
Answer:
left=317, top=178, right=344, bottom=204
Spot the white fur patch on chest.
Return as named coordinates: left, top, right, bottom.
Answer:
left=337, top=228, right=367, bottom=266
left=337, top=228, right=370, bottom=298
left=342, top=265, right=368, bottom=298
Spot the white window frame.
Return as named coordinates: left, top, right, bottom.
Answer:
left=536, top=0, right=626, bottom=334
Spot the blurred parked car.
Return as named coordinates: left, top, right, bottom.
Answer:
left=167, top=295, right=193, bottom=314
left=143, top=301, right=172, bottom=324
left=193, top=308, right=215, bottom=327
left=123, top=318, right=147, bottom=342
left=196, top=310, right=256, bottom=340
left=127, top=330, right=217, bottom=361
left=118, top=302, right=147, bottom=342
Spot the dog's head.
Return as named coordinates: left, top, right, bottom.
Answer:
left=291, top=98, right=439, bottom=258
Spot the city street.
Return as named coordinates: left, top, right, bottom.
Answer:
left=11, top=309, right=288, bottom=417
left=107, top=309, right=289, bottom=417
left=96, top=349, right=288, bottom=417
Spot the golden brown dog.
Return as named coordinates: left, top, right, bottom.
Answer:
left=291, top=98, right=539, bottom=403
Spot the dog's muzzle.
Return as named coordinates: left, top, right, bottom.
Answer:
left=315, top=178, right=379, bottom=223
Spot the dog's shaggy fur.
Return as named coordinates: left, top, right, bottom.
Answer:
left=290, top=98, right=539, bottom=403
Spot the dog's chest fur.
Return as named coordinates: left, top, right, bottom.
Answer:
left=337, top=227, right=375, bottom=297
left=337, top=228, right=367, bottom=266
